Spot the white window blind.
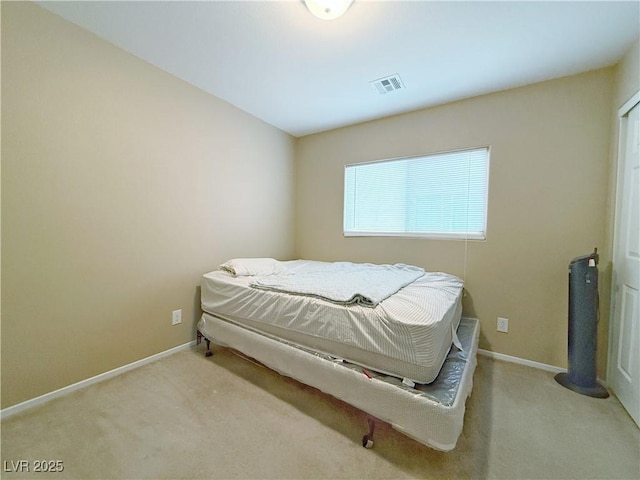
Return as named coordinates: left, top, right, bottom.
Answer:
left=344, top=147, right=489, bottom=239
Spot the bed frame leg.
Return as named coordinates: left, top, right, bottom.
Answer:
left=362, top=417, right=375, bottom=449
left=197, top=330, right=213, bottom=357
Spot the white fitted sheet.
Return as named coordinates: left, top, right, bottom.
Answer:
left=197, top=313, right=480, bottom=451
left=201, top=260, right=463, bottom=384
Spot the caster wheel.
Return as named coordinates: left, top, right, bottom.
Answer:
left=362, top=435, right=374, bottom=449
left=205, top=350, right=213, bottom=357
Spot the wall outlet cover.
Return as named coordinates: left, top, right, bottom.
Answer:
left=497, top=317, right=509, bottom=333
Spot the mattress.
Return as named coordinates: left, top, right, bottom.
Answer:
left=201, top=259, right=463, bottom=384
left=197, top=313, right=480, bottom=451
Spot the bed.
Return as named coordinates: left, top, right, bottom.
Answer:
left=197, top=258, right=479, bottom=451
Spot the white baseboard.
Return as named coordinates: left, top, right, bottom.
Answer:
left=0, top=342, right=585, bottom=419
left=478, top=348, right=565, bottom=374
left=479, top=349, right=610, bottom=387
left=1, top=340, right=196, bottom=420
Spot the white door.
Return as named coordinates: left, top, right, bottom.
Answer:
left=609, top=95, right=640, bottom=427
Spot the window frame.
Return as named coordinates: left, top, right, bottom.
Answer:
left=343, top=146, right=490, bottom=241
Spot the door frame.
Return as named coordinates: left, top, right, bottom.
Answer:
left=607, top=90, right=639, bottom=402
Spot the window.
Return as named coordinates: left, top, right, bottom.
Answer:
left=344, top=147, right=489, bottom=240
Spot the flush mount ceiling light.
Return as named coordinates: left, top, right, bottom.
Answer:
left=303, top=0, right=354, bottom=20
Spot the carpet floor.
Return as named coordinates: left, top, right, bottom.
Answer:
left=2, top=343, right=639, bottom=479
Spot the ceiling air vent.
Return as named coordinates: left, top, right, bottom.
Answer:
left=370, top=74, right=404, bottom=95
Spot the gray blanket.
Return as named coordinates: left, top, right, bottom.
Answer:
left=250, top=262, right=425, bottom=307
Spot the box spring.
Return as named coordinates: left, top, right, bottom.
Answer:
left=197, top=313, right=479, bottom=451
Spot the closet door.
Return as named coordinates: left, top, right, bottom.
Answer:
left=609, top=95, right=639, bottom=427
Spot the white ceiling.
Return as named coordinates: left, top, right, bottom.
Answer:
left=38, top=1, right=640, bottom=137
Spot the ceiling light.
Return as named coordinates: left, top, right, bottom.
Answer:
left=303, top=0, right=354, bottom=20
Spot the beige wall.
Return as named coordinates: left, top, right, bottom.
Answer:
left=296, top=68, right=614, bottom=371
left=1, top=3, right=295, bottom=408
left=612, top=39, right=640, bottom=109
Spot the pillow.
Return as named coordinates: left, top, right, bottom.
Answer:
left=219, top=258, right=285, bottom=276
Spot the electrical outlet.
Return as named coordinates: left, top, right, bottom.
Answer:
left=497, top=317, right=509, bottom=333
left=172, top=309, right=182, bottom=326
